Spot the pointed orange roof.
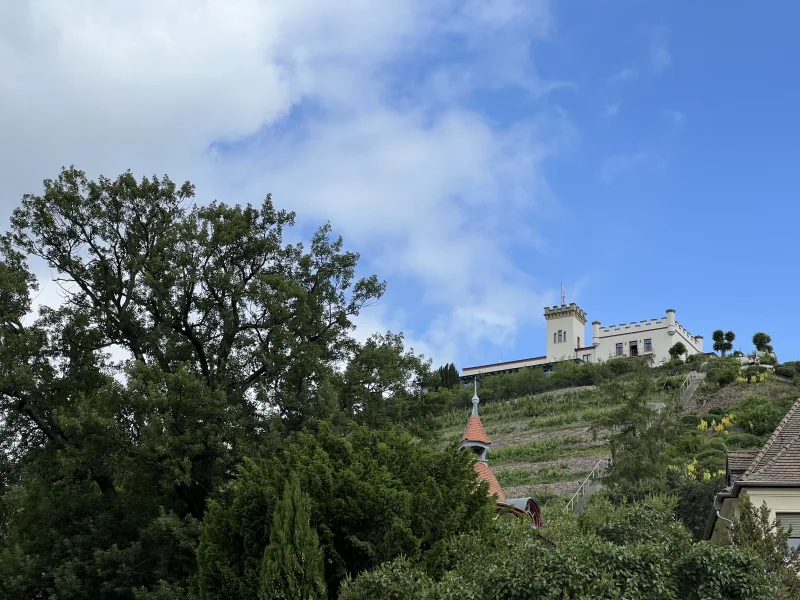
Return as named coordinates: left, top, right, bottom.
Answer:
left=473, top=461, right=506, bottom=502
left=462, top=415, right=491, bottom=445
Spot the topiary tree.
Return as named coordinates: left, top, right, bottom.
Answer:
left=669, top=342, right=687, bottom=361
left=712, top=330, right=735, bottom=356
left=752, top=332, right=774, bottom=354
left=260, top=473, right=326, bottom=600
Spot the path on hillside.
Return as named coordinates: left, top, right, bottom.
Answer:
left=679, top=372, right=706, bottom=408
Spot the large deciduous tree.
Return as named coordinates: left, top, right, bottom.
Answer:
left=0, top=168, right=437, bottom=598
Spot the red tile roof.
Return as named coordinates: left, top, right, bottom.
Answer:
left=473, top=461, right=506, bottom=502
left=741, top=398, right=800, bottom=482
left=462, top=415, right=491, bottom=445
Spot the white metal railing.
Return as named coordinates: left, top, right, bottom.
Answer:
left=678, top=371, right=698, bottom=394
left=566, top=457, right=611, bottom=512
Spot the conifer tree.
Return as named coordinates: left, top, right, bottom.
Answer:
left=259, top=473, right=326, bottom=600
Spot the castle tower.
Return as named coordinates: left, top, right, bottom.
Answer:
left=544, top=302, right=588, bottom=361
left=460, top=380, right=505, bottom=502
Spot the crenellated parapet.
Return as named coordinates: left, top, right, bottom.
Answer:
left=598, top=317, right=667, bottom=333
left=544, top=303, right=587, bottom=325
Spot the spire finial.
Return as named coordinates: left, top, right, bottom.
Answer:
left=561, top=281, right=566, bottom=306
left=471, top=378, right=480, bottom=416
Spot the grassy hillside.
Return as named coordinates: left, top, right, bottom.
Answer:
left=439, top=357, right=800, bottom=510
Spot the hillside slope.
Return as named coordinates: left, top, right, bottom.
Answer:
left=440, top=358, right=799, bottom=509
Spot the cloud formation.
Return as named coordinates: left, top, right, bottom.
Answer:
left=0, top=0, right=569, bottom=366
left=606, top=67, right=639, bottom=85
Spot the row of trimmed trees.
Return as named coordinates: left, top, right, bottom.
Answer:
left=712, top=330, right=774, bottom=357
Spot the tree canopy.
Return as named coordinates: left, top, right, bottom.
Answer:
left=752, top=332, right=774, bottom=354
left=712, top=329, right=735, bottom=356
left=0, top=168, right=450, bottom=599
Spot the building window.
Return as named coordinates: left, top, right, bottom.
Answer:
left=644, top=338, right=652, bottom=352
left=616, top=343, right=623, bottom=356
left=583, top=354, right=591, bottom=363
left=558, top=330, right=563, bottom=343
left=776, top=513, right=800, bottom=550
left=577, top=336, right=580, bottom=348
left=554, top=332, right=556, bottom=344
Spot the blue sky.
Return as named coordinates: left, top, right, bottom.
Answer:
left=1, top=1, right=797, bottom=368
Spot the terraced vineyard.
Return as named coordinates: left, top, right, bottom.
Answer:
left=438, top=359, right=799, bottom=512
left=438, top=384, right=625, bottom=506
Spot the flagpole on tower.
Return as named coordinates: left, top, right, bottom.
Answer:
left=561, top=282, right=566, bottom=306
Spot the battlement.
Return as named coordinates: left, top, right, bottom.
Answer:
left=543, top=303, right=587, bottom=325
left=674, top=321, right=701, bottom=342
left=598, top=318, right=666, bottom=334
left=597, top=317, right=701, bottom=343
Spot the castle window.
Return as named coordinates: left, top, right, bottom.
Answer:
left=554, top=332, right=557, bottom=344
left=558, top=330, right=563, bottom=343
left=644, top=339, right=652, bottom=352
left=577, top=337, right=580, bottom=348
left=583, top=354, right=591, bottom=362
left=616, top=343, right=623, bottom=356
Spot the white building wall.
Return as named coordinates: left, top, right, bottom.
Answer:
left=592, top=309, right=703, bottom=365
left=544, top=304, right=588, bottom=362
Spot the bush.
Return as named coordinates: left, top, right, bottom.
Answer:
left=693, top=448, right=726, bottom=472
left=743, top=366, right=768, bottom=378
left=707, top=406, right=726, bottom=416
left=759, top=353, right=776, bottom=365
left=680, top=415, right=702, bottom=428
left=726, top=433, right=765, bottom=450
left=775, top=366, right=795, bottom=379
left=736, top=397, right=782, bottom=436
left=706, top=358, right=741, bottom=388
left=669, top=432, right=705, bottom=456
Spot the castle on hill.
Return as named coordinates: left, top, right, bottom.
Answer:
left=463, top=301, right=704, bottom=378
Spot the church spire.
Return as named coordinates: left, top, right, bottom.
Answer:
left=471, top=378, right=480, bottom=416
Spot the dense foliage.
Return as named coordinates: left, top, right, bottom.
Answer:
left=0, top=169, right=481, bottom=599
left=669, top=341, right=687, bottom=360
left=258, top=473, right=326, bottom=600
left=435, top=363, right=460, bottom=389
left=1, top=168, right=794, bottom=599
left=340, top=497, right=774, bottom=600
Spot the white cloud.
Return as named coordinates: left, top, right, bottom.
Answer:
left=0, top=0, right=569, bottom=367
left=649, top=30, right=672, bottom=73
left=599, top=152, right=646, bottom=185
left=606, top=67, right=638, bottom=85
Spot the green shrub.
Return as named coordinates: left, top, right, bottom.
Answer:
left=705, top=438, right=728, bottom=452
left=496, top=468, right=533, bottom=487
left=736, top=397, right=782, bottom=436
left=743, top=366, right=768, bottom=378
left=680, top=415, right=701, bottom=428
left=693, top=448, right=726, bottom=472
left=707, top=406, right=726, bottom=416
left=706, top=358, right=741, bottom=388
left=759, top=353, right=776, bottom=365
left=726, top=433, right=765, bottom=450
left=775, top=366, right=795, bottom=379
left=669, top=432, right=705, bottom=456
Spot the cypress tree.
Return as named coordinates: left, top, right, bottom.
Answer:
left=449, top=363, right=459, bottom=388
left=259, top=473, right=327, bottom=600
